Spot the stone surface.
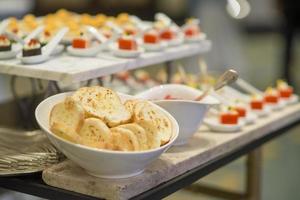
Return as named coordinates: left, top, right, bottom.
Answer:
left=42, top=103, right=300, bottom=200
left=0, top=41, right=211, bottom=84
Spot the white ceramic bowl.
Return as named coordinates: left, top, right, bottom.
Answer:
left=136, top=84, right=219, bottom=145
left=35, top=92, right=179, bottom=179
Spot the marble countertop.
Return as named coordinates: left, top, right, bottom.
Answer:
left=0, top=41, right=211, bottom=84
left=42, top=103, right=300, bottom=200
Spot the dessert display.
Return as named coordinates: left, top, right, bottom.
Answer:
left=0, top=35, right=12, bottom=52
left=22, top=39, right=42, bottom=57
left=49, top=86, right=173, bottom=151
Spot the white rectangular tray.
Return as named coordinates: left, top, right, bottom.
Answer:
left=0, top=41, right=211, bottom=84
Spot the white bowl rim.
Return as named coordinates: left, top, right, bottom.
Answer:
left=35, top=91, right=179, bottom=155
left=136, top=84, right=220, bottom=105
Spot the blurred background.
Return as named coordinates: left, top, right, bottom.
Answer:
left=0, top=0, right=299, bottom=199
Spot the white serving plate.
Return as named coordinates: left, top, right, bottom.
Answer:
left=266, top=99, right=286, bottom=111
left=111, top=44, right=143, bottom=58
left=167, top=33, right=184, bottom=47
left=204, top=117, right=243, bottom=133
left=251, top=105, right=272, bottom=117
left=35, top=92, right=179, bottom=179
left=281, top=95, right=299, bottom=105
left=185, top=33, right=207, bottom=43
left=143, top=42, right=167, bottom=52
left=67, top=43, right=104, bottom=57
left=136, top=84, right=219, bottom=145
left=240, top=112, right=257, bottom=125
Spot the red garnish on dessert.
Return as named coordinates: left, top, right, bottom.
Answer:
left=184, top=26, right=200, bottom=37
left=118, top=37, right=137, bottom=50
left=44, top=31, right=51, bottom=37
left=251, top=100, right=264, bottom=110
left=234, top=107, right=246, bottom=117
left=72, top=39, right=88, bottom=48
left=28, top=39, right=39, bottom=46
left=279, top=88, right=293, bottom=98
left=160, top=29, right=175, bottom=40
left=220, top=112, right=239, bottom=125
left=164, top=95, right=177, bottom=100
left=144, top=31, right=160, bottom=44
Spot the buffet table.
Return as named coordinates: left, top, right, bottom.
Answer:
left=0, top=103, right=300, bottom=200
left=0, top=15, right=298, bottom=199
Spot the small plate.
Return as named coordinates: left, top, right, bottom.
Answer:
left=240, top=112, right=257, bottom=125
left=185, top=33, right=207, bottom=43
left=143, top=42, right=167, bottom=52
left=252, top=105, right=272, bottom=117
left=266, top=100, right=286, bottom=111
left=18, top=53, right=49, bottom=65
left=204, top=117, right=243, bottom=133
left=110, top=43, right=144, bottom=58
left=167, top=34, right=184, bottom=47
left=67, top=43, right=105, bottom=57
left=282, top=95, right=299, bottom=105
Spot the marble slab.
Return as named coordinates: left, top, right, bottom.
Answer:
left=0, top=41, right=211, bottom=85
left=42, top=103, right=300, bottom=200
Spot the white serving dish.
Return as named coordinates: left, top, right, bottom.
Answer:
left=185, top=33, right=207, bottom=43
left=143, top=42, right=167, bottom=52
left=110, top=43, right=143, bottom=58
left=35, top=92, right=179, bottom=179
left=282, top=94, right=299, bottom=105
left=136, top=84, right=219, bottom=145
left=251, top=105, right=272, bottom=117
left=204, top=117, right=243, bottom=133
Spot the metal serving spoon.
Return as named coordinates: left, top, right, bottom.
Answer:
left=195, top=69, right=239, bottom=101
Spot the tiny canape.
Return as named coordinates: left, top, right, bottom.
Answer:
left=276, top=80, right=298, bottom=104
left=67, top=32, right=102, bottom=57
left=112, top=35, right=142, bottom=58
left=250, top=95, right=264, bottom=110
left=0, top=35, right=12, bottom=52
left=19, top=27, right=68, bottom=64
left=204, top=106, right=243, bottom=132
left=264, top=87, right=285, bottom=110
left=0, top=34, right=18, bottom=59
left=143, top=29, right=165, bottom=51
left=219, top=107, right=239, bottom=125
left=161, top=27, right=184, bottom=46
left=22, top=39, right=42, bottom=57
left=232, top=101, right=257, bottom=124
left=118, top=35, right=137, bottom=50
left=182, top=18, right=206, bottom=42
left=72, top=33, right=90, bottom=49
